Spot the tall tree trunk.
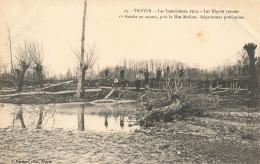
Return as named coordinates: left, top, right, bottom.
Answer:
left=248, top=54, right=257, bottom=91
left=17, top=65, right=30, bottom=92
left=76, top=0, right=87, bottom=100
left=36, top=71, right=43, bottom=87
left=35, top=65, right=44, bottom=87
left=6, top=24, right=14, bottom=79
left=40, top=74, right=43, bottom=87
left=244, top=43, right=258, bottom=93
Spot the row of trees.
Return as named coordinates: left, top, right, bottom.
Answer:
left=1, top=23, right=45, bottom=92
left=97, top=43, right=259, bottom=93
left=11, top=42, right=44, bottom=92
left=1, top=0, right=97, bottom=95
left=1, top=0, right=258, bottom=95
left=2, top=40, right=258, bottom=94
left=98, top=55, right=259, bottom=82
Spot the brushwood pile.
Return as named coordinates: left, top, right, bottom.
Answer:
left=138, top=92, right=207, bottom=127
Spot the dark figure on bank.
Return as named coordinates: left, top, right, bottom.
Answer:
left=120, top=69, right=125, bottom=80
left=144, top=69, right=149, bottom=85
left=179, top=66, right=185, bottom=79
left=156, top=68, right=162, bottom=79
left=114, top=78, right=118, bottom=89
left=170, top=77, right=175, bottom=88
left=136, top=79, right=141, bottom=91
left=165, top=66, right=170, bottom=79
left=105, top=69, right=109, bottom=79
left=136, top=71, right=143, bottom=91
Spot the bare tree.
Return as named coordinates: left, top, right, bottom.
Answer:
left=6, top=23, right=14, bottom=79
left=66, top=68, right=72, bottom=79
left=237, top=50, right=249, bottom=78
left=243, top=43, right=258, bottom=93
left=0, top=56, right=7, bottom=76
left=122, top=58, right=127, bottom=68
left=15, top=42, right=31, bottom=92
left=28, top=42, right=44, bottom=87
left=76, top=0, right=87, bottom=99
left=74, top=44, right=98, bottom=98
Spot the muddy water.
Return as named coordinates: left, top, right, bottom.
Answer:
left=0, top=102, right=139, bottom=132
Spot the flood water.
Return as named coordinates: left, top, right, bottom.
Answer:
left=0, top=102, right=139, bottom=132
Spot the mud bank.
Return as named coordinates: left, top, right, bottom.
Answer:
left=1, top=118, right=259, bottom=164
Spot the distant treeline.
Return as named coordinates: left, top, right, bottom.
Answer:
left=1, top=50, right=259, bottom=88
left=97, top=55, right=260, bottom=81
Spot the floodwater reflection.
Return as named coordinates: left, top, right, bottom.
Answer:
left=0, top=102, right=139, bottom=132
left=104, top=115, right=108, bottom=128
left=78, top=105, right=85, bottom=131
left=120, top=115, right=124, bottom=129
left=36, top=107, right=43, bottom=129
left=17, top=106, right=26, bottom=128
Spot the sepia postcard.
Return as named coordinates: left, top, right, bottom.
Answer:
left=0, top=0, right=259, bottom=163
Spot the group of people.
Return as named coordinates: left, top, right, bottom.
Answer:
left=104, top=66, right=185, bottom=90
left=104, top=69, right=125, bottom=89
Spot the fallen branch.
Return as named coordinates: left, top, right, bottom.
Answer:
left=41, top=80, right=74, bottom=91
left=104, top=88, right=115, bottom=99
left=0, top=88, right=101, bottom=100
left=211, top=89, right=230, bottom=94
left=90, top=99, right=116, bottom=104
left=0, top=89, right=17, bottom=95
left=211, top=85, right=222, bottom=91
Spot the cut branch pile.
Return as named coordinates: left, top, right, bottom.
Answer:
left=139, top=94, right=203, bottom=127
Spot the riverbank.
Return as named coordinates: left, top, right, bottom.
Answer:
left=0, top=87, right=145, bottom=104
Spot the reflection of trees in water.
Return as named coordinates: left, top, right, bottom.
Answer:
left=95, top=108, right=135, bottom=118
left=36, top=107, right=43, bottom=129
left=11, top=104, right=56, bottom=129
left=86, top=104, right=137, bottom=129
left=77, top=105, right=85, bottom=131
left=9, top=103, right=137, bottom=131
left=12, top=108, right=16, bottom=127
left=87, top=103, right=136, bottom=117
left=17, top=106, right=26, bottom=128
left=103, top=114, right=125, bottom=129
left=120, top=115, right=124, bottom=129
left=104, top=115, right=108, bottom=128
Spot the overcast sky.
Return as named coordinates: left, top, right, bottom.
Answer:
left=0, top=0, right=260, bottom=75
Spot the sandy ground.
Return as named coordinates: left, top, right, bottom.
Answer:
left=0, top=112, right=259, bottom=164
